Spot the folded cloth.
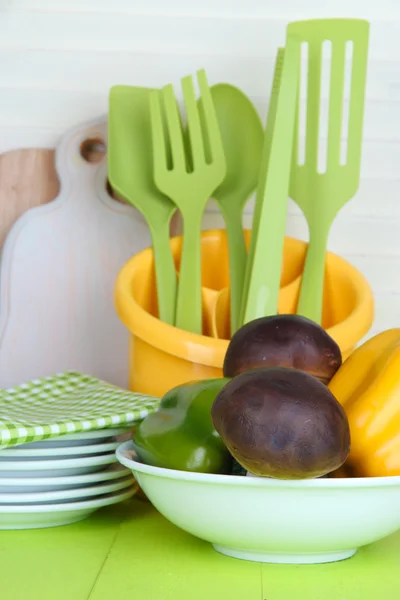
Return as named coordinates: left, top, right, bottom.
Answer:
left=0, top=371, right=159, bottom=449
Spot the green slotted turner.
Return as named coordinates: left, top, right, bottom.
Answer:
left=240, top=38, right=300, bottom=326
left=108, top=86, right=177, bottom=325
left=289, top=18, right=370, bottom=324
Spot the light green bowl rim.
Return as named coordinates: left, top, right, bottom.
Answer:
left=116, top=441, right=400, bottom=489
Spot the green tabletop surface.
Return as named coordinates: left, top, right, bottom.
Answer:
left=1, top=496, right=399, bottom=599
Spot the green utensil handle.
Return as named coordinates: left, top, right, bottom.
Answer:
left=239, top=43, right=298, bottom=327
left=175, top=210, right=203, bottom=334
left=296, top=226, right=329, bottom=325
left=221, top=206, right=247, bottom=335
left=149, top=222, right=177, bottom=326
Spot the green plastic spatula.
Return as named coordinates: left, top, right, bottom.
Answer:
left=240, top=38, right=300, bottom=326
left=108, top=86, right=177, bottom=325
left=289, top=18, right=370, bottom=324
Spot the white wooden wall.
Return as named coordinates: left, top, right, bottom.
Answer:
left=0, top=0, right=399, bottom=338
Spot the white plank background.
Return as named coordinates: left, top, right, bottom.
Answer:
left=0, top=0, right=399, bottom=339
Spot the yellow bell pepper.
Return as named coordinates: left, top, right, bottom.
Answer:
left=328, top=328, right=400, bottom=477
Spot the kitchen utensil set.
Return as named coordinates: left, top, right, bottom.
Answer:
left=108, top=18, right=370, bottom=335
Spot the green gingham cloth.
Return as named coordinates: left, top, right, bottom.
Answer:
left=0, top=371, right=160, bottom=449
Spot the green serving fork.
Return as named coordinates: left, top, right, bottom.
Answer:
left=149, top=69, right=226, bottom=334
left=108, top=86, right=177, bottom=325
left=289, top=18, right=370, bottom=324
left=240, top=39, right=300, bottom=326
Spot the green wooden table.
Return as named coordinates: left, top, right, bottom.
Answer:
left=1, top=496, right=399, bottom=599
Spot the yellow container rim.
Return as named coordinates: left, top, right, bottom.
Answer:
left=115, top=230, right=374, bottom=368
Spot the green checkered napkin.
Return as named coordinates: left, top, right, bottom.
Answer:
left=0, top=371, right=160, bottom=449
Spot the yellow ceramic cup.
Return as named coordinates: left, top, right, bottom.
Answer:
left=115, top=229, right=374, bottom=397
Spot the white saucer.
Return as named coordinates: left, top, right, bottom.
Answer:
left=0, top=440, right=120, bottom=458
left=0, top=452, right=117, bottom=478
left=0, top=474, right=135, bottom=504
left=0, top=463, right=131, bottom=493
left=0, top=486, right=137, bottom=529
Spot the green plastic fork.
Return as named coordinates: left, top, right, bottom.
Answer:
left=149, top=69, right=226, bottom=334
left=289, top=18, right=370, bottom=324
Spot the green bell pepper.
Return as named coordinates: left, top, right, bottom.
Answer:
left=133, top=378, right=232, bottom=474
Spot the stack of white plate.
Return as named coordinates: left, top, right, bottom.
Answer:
left=0, top=427, right=137, bottom=529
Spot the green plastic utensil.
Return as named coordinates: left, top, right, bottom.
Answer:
left=240, top=39, right=300, bottom=326
left=149, top=69, right=226, bottom=334
left=289, top=18, right=370, bottom=324
left=108, top=86, right=177, bottom=325
left=203, top=84, right=264, bottom=335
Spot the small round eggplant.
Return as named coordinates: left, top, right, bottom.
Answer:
left=223, top=314, right=342, bottom=384
left=211, top=366, right=350, bottom=479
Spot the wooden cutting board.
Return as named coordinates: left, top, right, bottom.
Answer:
left=0, top=148, right=59, bottom=252
left=0, top=115, right=174, bottom=389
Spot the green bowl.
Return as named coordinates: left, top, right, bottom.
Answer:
left=117, top=440, right=400, bottom=564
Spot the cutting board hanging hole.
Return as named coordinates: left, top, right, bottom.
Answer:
left=80, top=138, right=107, bottom=164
